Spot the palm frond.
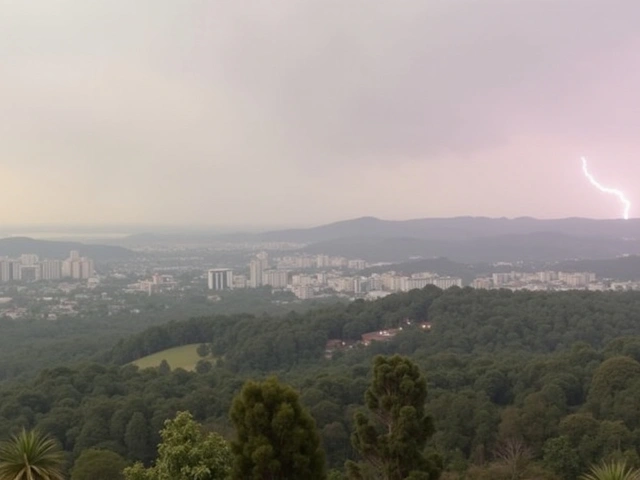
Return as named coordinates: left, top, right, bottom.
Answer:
left=0, top=429, right=65, bottom=480
left=581, top=460, right=640, bottom=480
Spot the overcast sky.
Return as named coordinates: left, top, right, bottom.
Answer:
left=1, top=0, right=639, bottom=227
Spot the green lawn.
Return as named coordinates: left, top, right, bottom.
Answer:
left=130, top=344, right=212, bottom=371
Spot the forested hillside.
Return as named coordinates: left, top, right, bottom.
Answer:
left=3, top=287, right=640, bottom=478
left=0, top=288, right=340, bottom=382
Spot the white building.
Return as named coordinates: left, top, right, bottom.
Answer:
left=0, top=259, right=11, bottom=282
left=316, top=255, right=330, bottom=268
left=471, top=277, right=493, bottom=289
left=208, top=269, right=234, bottom=290
left=262, top=270, right=289, bottom=289
left=249, top=259, right=263, bottom=288
left=432, top=277, right=463, bottom=289
left=41, top=260, right=62, bottom=280
left=492, top=272, right=513, bottom=286
left=293, top=284, right=314, bottom=299
left=61, top=251, right=94, bottom=280
left=292, top=274, right=315, bottom=287
left=348, top=259, right=367, bottom=270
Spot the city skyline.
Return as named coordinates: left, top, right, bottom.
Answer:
left=1, top=1, right=639, bottom=226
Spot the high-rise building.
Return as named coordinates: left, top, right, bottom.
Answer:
left=249, top=259, right=263, bottom=288
left=62, top=259, right=72, bottom=278
left=72, top=261, right=82, bottom=279
left=11, top=261, right=21, bottom=281
left=316, top=255, right=330, bottom=268
left=208, top=269, right=233, bottom=290
left=262, top=270, right=289, bottom=289
left=41, top=260, right=62, bottom=280
left=62, top=251, right=94, bottom=280
left=80, top=258, right=94, bottom=279
left=0, top=259, right=11, bottom=282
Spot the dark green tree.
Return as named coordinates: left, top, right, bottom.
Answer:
left=229, top=376, right=326, bottom=480
left=197, top=343, right=211, bottom=358
left=157, top=360, right=171, bottom=375
left=543, top=436, right=581, bottom=480
left=124, top=412, right=151, bottom=464
left=346, top=355, right=441, bottom=480
left=195, top=360, right=212, bottom=374
left=71, top=449, right=127, bottom=480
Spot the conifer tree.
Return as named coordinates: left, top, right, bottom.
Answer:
left=346, top=355, right=441, bottom=480
left=229, top=376, right=326, bottom=479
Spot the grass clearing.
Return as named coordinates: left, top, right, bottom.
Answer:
left=130, top=344, right=213, bottom=371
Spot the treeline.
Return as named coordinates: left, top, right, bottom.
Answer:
left=111, top=287, right=640, bottom=372
left=108, top=287, right=442, bottom=370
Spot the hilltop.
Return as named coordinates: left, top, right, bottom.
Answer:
left=0, top=237, right=134, bottom=261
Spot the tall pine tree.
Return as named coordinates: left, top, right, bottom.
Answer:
left=346, top=355, right=441, bottom=480
left=229, top=376, right=326, bottom=479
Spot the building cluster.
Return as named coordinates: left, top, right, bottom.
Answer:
left=471, top=270, right=602, bottom=291
left=129, top=273, right=178, bottom=295
left=276, top=254, right=367, bottom=271
left=205, top=252, right=463, bottom=300
left=0, top=251, right=94, bottom=283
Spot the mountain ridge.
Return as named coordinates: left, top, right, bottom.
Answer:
left=252, top=216, right=640, bottom=243
left=0, top=237, right=134, bottom=261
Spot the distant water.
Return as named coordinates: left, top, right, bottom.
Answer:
left=5, top=232, right=130, bottom=240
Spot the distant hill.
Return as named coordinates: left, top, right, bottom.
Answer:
left=112, top=217, right=640, bottom=248
left=0, top=237, right=134, bottom=261
left=253, top=216, right=640, bottom=243
left=303, top=232, right=640, bottom=263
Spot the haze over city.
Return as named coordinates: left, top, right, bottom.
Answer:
left=2, top=0, right=639, bottom=227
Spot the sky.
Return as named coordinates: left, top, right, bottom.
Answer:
left=1, top=0, right=639, bottom=228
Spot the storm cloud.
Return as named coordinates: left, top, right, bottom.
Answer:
left=1, top=0, right=639, bottom=226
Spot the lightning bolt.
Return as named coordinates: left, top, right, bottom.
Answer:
left=581, top=156, right=631, bottom=220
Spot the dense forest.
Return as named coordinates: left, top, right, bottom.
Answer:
left=3, top=286, right=640, bottom=478
left=0, top=287, right=340, bottom=382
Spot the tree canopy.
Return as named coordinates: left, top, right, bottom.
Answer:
left=230, top=376, right=326, bottom=479
left=123, top=411, right=231, bottom=480
left=347, top=355, right=441, bottom=480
